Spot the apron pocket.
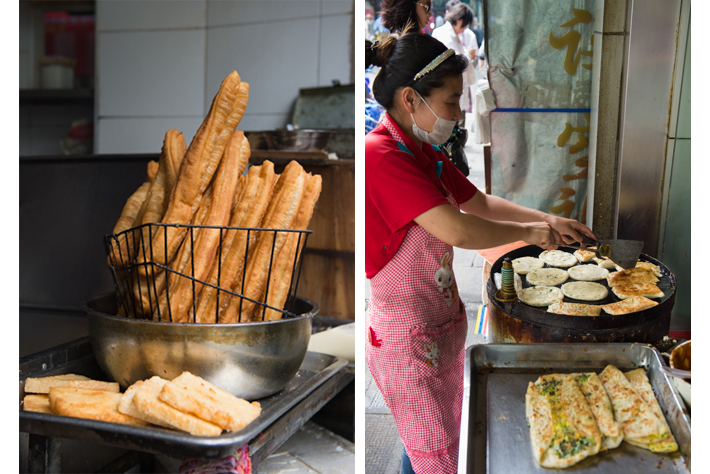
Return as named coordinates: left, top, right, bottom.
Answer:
left=410, top=312, right=467, bottom=378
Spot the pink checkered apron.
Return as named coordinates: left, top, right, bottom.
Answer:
left=366, top=152, right=467, bottom=472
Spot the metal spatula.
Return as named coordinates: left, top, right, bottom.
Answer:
left=547, top=236, right=644, bottom=269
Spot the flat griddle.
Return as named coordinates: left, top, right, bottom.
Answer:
left=458, top=343, right=691, bottom=473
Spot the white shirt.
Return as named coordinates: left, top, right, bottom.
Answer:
left=431, top=22, right=478, bottom=110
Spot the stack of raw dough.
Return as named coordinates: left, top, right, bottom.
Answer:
left=525, top=365, right=678, bottom=469
left=108, top=70, right=321, bottom=323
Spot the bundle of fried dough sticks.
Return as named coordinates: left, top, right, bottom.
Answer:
left=108, top=70, right=322, bottom=323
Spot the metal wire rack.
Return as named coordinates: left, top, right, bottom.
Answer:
left=105, top=223, right=312, bottom=323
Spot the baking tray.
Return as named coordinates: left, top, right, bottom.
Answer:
left=458, top=343, right=691, bottom=473
left=19, top=337, right=348, bottom=459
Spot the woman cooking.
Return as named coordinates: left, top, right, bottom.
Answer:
left=365, top=33, right=595, bottom=474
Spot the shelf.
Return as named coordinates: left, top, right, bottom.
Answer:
left=19, top=88, right=94, bottom=105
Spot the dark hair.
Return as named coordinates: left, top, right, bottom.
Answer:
left=445, top=3, right=473, bottom=27
left=366, top=34, right=468, bottom=110
left=379, top=0, right=420, bottom=34
left=445, top=0, right=460, bottom=12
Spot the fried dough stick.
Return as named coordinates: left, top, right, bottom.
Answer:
left=193, top=161, right=277, bottom=323
left=107, top=157, right=159, bottom=269
left=130, top=130, right=187, bottom=315
left=222, top=161, right=307, bottom=323
left=156, top=131, right=249, bottom=323
left=141, top=71, right=249, bottom=275
left=259, top=173, right=322, bottom=321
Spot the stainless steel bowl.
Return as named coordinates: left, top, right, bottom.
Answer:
left=83, top=293, right=317, bottom=399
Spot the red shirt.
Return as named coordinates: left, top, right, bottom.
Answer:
left=365, top=114, right=477, bottom=278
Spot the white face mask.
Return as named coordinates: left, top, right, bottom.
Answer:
left=410, top=92, right=458, bottom=145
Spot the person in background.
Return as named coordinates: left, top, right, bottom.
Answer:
left=432, top=2, right=478, bottom=122
left=366, top=11, right=375, bottom=41
left=373, top=14, right=390, bottom=40
left=472, top=15, right=484, bottom=47
left=379, top=0, right=431, bottom=34
left=365, top=33, right=594, bottom=474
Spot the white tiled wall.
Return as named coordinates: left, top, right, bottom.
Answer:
left=95, top=0, right=354, bottom=154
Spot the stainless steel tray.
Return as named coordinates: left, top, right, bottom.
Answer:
left=19, top=337, right=348, bottom=459
left=458, top=343, right=691, bottom=473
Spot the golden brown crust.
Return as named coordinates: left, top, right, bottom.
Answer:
left=158, top=372, right=261, bottom=432
left=224, top=161, right=306, bottom=322
left=610, top=283, right=664, bottom=299
left=261, top=173, right=322, bottom=321
left=601, top=295, right=659, bottom=315
left=25, top=374, right=120, bottom=394
left=164, top=131, right=249, bottom=323
left=546, top=301, right=601, bottom=316
left=606, top=267, right=659, bottom=286
left=130, top=376, right=222, bottom=436
left=146, top=160, right=159, bottom=182
left=49, top=387, right=149, bottom=427
left=195, top=162, right=277, bottom=323
left=144, top=72, right=249, bottom=272
left=23, top=394, right=52, bottom=414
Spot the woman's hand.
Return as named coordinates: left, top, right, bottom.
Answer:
left=544, top=215, right=596, bottom=246
left=521, top=222, right=561, bottom=250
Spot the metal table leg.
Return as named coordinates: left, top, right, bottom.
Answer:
left=28, top=435, right=62, bottom=473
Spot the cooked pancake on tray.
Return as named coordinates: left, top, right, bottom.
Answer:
left=525, top=374, right=602, bottom=468
left=599, top=365, right=677, bottom=453
left=571, top=372, right=623, bottom=451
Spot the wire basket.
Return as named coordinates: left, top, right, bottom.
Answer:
left=105, top=223, right=312, bottom=323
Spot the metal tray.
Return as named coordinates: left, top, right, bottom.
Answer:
left=19, top=337, right=348, bottom=459
left=458, top=343, right=691, bottom=473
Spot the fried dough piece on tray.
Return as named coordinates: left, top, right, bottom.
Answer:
left=49, top=387, right=149, bottom=427
left=128, top=376, right=222, bottom=436
left=141, top=71, right=249, bottom=275
left=222, top=160, right=307, bottom=323
left=194, top=161, right=277, bottom=323
left=259, top=172, right=322, bottom=321
left=158, top=131, right=249, bottom=323
left=25, top=374, right=120, bottom=393
left=159, top=372, right=261, bottom=432
left=23, top=394, right=52, bottom=414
